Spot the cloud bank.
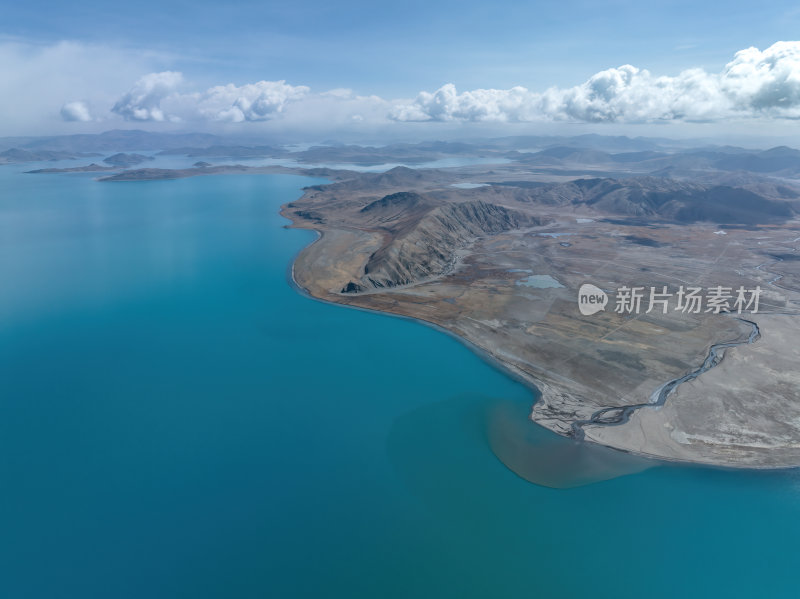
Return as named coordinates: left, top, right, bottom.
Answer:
left=171, top=80, right=310, bottom=122
left=107, top=74, right=311, bottom=123
left=392, top=41, right=800, bottom=123
left=32, top=40, right=800, bottom=133
left=102, top=72, right=387, bottom=130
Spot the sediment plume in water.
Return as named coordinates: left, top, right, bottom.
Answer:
left=488, top=399, right=655, bottom=488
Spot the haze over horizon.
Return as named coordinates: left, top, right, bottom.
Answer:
left=3, top=1, right=800, bottom=143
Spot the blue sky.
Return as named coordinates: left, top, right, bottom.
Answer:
left=3, top=0, right=800, bottom=139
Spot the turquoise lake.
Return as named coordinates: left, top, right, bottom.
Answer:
left=2, top=168, right=800, bottom=598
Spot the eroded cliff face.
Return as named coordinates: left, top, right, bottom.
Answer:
left=351, top=200, right=549, bottom=290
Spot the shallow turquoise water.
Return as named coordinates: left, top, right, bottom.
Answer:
left=1, top=168, right=800, bottom=598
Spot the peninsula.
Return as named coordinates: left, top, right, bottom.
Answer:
left=273, top=140, right=800, bottom=469
left=35, top=134, right=800, bottom=467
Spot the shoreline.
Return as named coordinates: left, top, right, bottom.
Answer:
left=283, top=222, right=542, bottom=400
left=278, top=197, right=798, bottom=474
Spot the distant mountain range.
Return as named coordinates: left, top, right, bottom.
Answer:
left=518, top=176, right=794, bottom=224
left=2, top=130, right=800, bottom=180
left=510, top=145, right=800, bottom=176
left=0, top=130, right=222, bottom=155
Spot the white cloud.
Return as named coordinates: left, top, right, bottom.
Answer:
left=4, top=39, right=800, bottom=136
left=110, top=75, right=310, bottom=123
left=60, top=101, right=92, bottom=122
left=0, top=40, right=159, bottom=135
left=720, top=42, right=800, bottom=116
left=105, top=75, right=390, bottom=132
left=392, top=41, right=800, bottom=123
left=174, top=80, right=310, bottom=122
left=390, top=83, right=535, bottom=122
left=111, top=71, right=184, bottom=121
